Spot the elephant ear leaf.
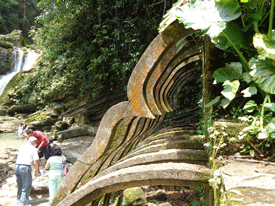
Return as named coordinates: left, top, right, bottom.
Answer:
left=221, top=80, right=240, bottom=100
left=159, top=0, right=241, bottom=38
left=249, top=57, right=275, bottom=94
left=212, top=62, right=242, bottom=83
left=212, top=21, right=251, bottom=51
left=253, top=31, right=275, bottom=60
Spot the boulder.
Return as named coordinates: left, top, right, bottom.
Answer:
left=6, top=104, right=37, bottom=115
left=55, top=125, right=97, bottom=142
left=0, top=116, right=20, bottom=132
left=0, top=30, right=25, bottom=48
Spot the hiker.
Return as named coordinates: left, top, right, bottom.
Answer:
left=44, top=145, right=65, bottom=206
left=15, top=136, right=39, bottom=206
left=17, top=123, right=24, bottom=137
left=26, top=129, right=51, bottom=173
left=22, top=124, right=28, bottom=136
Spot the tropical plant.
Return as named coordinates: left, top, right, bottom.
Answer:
left=0, top=0, right=40, bottom=40
left=17, top=0, right=178, bottom=105
left=159, top=0, right=275, bottom=157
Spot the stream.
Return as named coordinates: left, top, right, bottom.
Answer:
left=0, top=133, right=25, bottom=150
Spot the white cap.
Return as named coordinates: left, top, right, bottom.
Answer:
left=28, top=136, right=37, bottom=143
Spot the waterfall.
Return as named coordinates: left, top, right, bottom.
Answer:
left=0, top=49, right=39, bottom=95
left=21, top=50, right=40, bottom=71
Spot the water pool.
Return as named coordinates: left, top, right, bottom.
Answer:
left=0, top=133, right=26, bottom=150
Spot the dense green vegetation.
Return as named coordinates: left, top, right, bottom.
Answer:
left=161, top=0, right=275, bottom=204
left=0, top=0, right=40, bottom=41
left=15, top=0, right=178, bottom=105
left=161, top=0, right=275, bottom=157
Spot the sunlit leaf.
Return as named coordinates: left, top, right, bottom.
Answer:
left=241, top=86, right=257, bottom=97
left=249, top=149, right=255, bottom=157
left=212, top=62, right=242, bottom=82
left=257, top=132, right=267, bottom=139
left=249, top=57, right=275, bottom=94
left=264, top=103, right=275, bottom=112
left=159, top=0, right=185, bottom=32
left=266, top=118, right=275, bottom=133
left=221, top=80, right=240, bottom=100
left=243, top=100, right=257, bottom=112
left=253, top=31, right=275, bottom=60
left=159, top=0, right=241, bottom=37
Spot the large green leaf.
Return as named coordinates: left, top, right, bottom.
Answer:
left=243, top=100, right=258, bottom=112
left=249, top=57, right=275, bottom=94
left=264, top=103, right=275, bottom=112
left=241, top=86, right=257, bottom=97
left=205, top=96, right=221, bottom=107
left=159, top=0, right=241, bottom=37
left=253, top=31, right=275, bottom=60
left=221, top=80, right=240, bottom=100
left=159, top=0, right=184, bottom=32
left=212, top=62, right=243, bottom=83
left=266, top=118, right=275, bottom=134
left=212, top=21, right=251, bottom=51
left=220, top=98, right=231, bottom=108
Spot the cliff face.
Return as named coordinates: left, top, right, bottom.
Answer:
left=0, top=75, right=127, bottom=133
left=0, top=48, right=13, bottom=75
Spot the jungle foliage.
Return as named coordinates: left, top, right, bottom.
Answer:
left=0, top=0, right=40, bottom=40
left=160, top=0, right=275, bottom=158
left=18, top=0, right=177, bottom=105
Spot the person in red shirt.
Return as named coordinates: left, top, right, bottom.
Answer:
left=26, top=129, right=51, bottom=173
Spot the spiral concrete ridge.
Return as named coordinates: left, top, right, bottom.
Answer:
left=53, top=22, right=212, bottom=206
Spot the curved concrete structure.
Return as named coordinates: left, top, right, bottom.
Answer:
left=57, top=163, right=210, bottom=206
left=53, top=21, right=212, bottom=206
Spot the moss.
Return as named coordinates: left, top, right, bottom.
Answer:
left=214, top=121, right=245, bottom=137
left=0, top=70, right=32, bottom=106
left=122, top=187, right=147, bottom=206
left=110, top=119, right=126, bottom=148
left=189, top=135, right=204, bottom=142
left=0, top=30, right=25, bottom=47
left=52, top=192, right=67, bottom=206
left=27, top=109, right=47, bottom=123
left=0, top=41, right=13, bottom=49
left=78, top=167, right=97, bottom=188
left=200, top=171, right=212, bottom=182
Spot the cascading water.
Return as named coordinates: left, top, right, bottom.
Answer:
left=21, top=50, right=40, bottom=71
left=0, top=48, right=39, bottom=95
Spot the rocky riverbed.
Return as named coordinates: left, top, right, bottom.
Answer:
left=2, top=135, right=275, bottom=206
left=0, top=137, right=204, bottom=206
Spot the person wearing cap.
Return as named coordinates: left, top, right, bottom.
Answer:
left=15, top=137, right=39, bottom=206
left=26, top=129, right=51, bottom=171
left=44, top=145, right=65, bottom=206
